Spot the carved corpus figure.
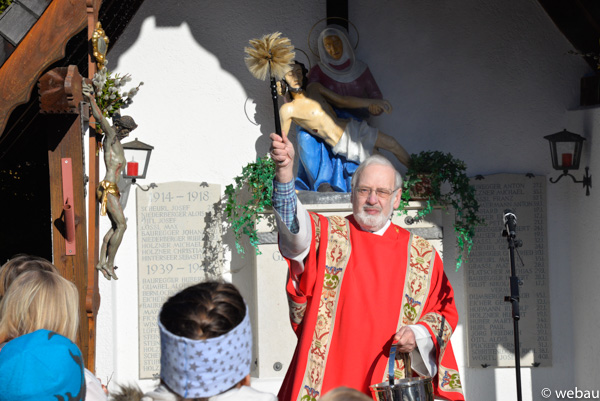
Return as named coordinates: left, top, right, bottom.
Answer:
left=279, top=62, right=410, bottom=166
left=294, top=27, right=388, bottom=192
left=82, top=80, right=138, bottom=280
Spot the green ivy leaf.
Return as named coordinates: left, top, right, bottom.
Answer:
left=396, top=150, right=485, bottom=270
left=224, top=155, right=275, bottom=256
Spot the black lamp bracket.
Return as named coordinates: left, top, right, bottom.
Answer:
left=549, top=167, right=592, bottom=195
left=129, top=178, right=158, bottom=192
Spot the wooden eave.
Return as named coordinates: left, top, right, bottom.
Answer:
left=0, top=0, right=91, bottom=139
left=0, top=0, right=145, bottom=152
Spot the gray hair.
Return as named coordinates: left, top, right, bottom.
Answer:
left=351, top=154, right=403, bottom=190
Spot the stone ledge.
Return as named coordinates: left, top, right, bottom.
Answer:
left=297, top=190, right=351, bottom=205
left=257, top=222, right=443, bottom=245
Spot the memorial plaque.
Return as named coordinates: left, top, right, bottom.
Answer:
left=466, top=174, right=551, bottom=367
left=137, top=181, right=222, bottom=379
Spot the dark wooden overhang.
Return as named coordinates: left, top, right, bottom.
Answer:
left=0, top=0, right=145, bottom=153
left=537, top=0, right=600, bottom=70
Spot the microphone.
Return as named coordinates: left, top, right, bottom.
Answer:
left=503, top=209, right=517, bottom=237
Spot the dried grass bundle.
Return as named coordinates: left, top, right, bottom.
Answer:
left=244, top=32, right=295, bottom=81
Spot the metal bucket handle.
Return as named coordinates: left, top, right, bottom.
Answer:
left=389, top=318, right=445, bottom=386
left=388, top=340, right=412, bottom=386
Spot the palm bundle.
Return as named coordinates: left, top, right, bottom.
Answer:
left=244, top=32, right=295, bottom=136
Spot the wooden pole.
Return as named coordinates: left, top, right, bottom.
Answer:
left=85, top=0, right=102, bottom=374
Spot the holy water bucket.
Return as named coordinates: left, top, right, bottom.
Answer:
left=369, top=342, right=434, bottom=401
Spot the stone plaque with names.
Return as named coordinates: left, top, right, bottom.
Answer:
left=137, top=181, right=222, bottom=379
left=466, top=174, right=552, bottom=367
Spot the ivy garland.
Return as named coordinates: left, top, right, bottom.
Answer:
left=224, top=156, right=275, bottom=255
left=398, top=150, right=485, bottom=270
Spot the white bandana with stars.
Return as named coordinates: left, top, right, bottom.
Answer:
left=158, top=306, right=252, bottom=398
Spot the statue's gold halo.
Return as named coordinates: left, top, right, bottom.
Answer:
left=293, top=48, right=312, bottom=71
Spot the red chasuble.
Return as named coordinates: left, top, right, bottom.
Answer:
left=278, top=213, right=464, bottom=401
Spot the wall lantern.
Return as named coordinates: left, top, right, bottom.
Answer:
left=119, top=138, right=156, bottom=210
left=122, top=138, right=154, bottom=181
left=544, top=129, right=591, bottom=195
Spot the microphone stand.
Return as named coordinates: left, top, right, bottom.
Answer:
left=502, top=214, right=523, bottom=401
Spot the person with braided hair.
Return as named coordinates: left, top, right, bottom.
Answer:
left=115, top=281, right=276, bottom=401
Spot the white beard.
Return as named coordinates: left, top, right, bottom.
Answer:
left=354, top=204, right=393, bottom=232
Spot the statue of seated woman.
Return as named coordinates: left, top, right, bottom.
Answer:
left=296, top=27, right=388, bottom=192
left=279, top=62, right=409, bottom=175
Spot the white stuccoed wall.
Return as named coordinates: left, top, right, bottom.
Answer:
left=564, top=107, right=600, bottom=392
left=93, top=1, right=597, bottom=400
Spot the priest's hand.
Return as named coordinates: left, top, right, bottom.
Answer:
left=393, top=326, right=417, bottom=353
left=270, top=132, right=295, bottom=184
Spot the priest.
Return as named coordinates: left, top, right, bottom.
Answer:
left=269, top=132, right=465, bottom=401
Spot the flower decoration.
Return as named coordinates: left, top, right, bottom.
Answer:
left=91, top=67, right=143, bottom=118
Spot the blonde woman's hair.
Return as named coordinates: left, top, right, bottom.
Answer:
left=0, top=270, right=79, bottom=343
left=320, top=387, right=373, bottom=401
left=0, top=254, right=58, bottom=301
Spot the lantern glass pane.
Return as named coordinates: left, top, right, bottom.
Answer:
left=123, top=148, right=148, bottom=178
left=555, top=142, right=576, bottom=169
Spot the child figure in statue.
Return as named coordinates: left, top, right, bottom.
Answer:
left=279, top=62, right=409, bottom=167
left=83, top=81, right=138, bottom=280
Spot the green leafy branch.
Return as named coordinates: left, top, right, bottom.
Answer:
left=398, top=150, right=485, bottom=270
left=224, top=156, right=275, bottom=255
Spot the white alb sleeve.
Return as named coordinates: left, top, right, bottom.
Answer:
left=408, top=324, right=437, bottom=378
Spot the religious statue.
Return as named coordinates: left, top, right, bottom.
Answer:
left=297, top=26, right=388, bottom=192
left=309, top=26, right=384, bottom=116
left=279, top=61, right=409, bottom=168
left=82, top=81, right=138, bottom=280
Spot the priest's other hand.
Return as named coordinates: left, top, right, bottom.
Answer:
left=393, top=326, right=416, bottom=353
